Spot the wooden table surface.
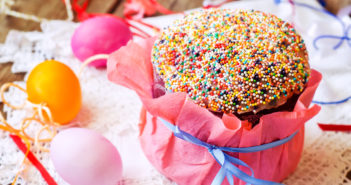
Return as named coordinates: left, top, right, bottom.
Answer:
left=0, top=0, right=208, bottom=87
left=0, top=0, right=350, bottom=110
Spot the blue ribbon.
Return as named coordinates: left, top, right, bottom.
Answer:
left=160, top=118, right=298, bottom=185
left=312, top=96, right=351, bottom=105
left=274, top=0, right=351, bottom=50
left=313, top=24, right=351, bottom=50
left=274, top=0, right=351, bottom=105
left=317, top=0, right=326, bottom=7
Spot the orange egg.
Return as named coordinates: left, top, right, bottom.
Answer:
left=26, top=60, right=82, bottom=125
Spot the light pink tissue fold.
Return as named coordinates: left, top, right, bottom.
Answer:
left=107, top=38, right=322, bottom=185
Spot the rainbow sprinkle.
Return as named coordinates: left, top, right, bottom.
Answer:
left=152, top=9, right=310, bottom=114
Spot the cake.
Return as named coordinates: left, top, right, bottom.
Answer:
left=151, top=9, right=310, bottom=122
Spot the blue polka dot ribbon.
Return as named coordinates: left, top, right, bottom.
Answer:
left=274, top=0, right=351, bottom=50
left=159, top=118, right=298, bottom=185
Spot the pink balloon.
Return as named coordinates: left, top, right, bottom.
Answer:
left=50, top=128, right=123, bottom=185
left=71, top=16, right=132, bottom=67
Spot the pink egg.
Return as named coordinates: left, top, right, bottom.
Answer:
left=50, top=128, right=122, bottom=185
left=71, top=16, right=132, bottom=67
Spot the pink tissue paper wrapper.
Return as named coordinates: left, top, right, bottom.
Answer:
left=107, top=38, right=322, bottom=185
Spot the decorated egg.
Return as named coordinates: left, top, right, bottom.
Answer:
left=71, top=16, right=132, bottom=67
left=50, top=128, right=123, bottom=185
left=26, top=60, right=81, bottom=124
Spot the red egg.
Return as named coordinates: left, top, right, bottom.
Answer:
left=71, top=16, right=132, bottom=67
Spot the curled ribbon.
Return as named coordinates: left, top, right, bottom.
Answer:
left=160, top=118, right=297, bottom=185
left=274, top=0, right=351, bottom=50
left=0, top=83, right=59, bottom=184
left=67, top=0, right=158, bottom=38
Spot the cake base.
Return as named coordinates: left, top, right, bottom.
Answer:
left=235, top=94, right=300, bottom=126
left=212, top=94, right=300, bottom=127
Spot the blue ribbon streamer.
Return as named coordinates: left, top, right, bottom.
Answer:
left=274, top=0, right=351, bottom=50
left=160, top=118, right=298, bottom=185
left=312, top=96, right=351, bottom=105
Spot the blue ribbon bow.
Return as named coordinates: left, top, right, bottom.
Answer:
left=274, top=0, right=351, bottom=105
left=313, top=25, right=351, bottom=50
left=160, top=118, right=297, bottom=185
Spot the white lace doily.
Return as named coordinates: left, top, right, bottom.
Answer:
left=1, top=0, right=351, bottom=184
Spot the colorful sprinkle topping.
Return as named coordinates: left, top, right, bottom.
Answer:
left=152, top=9, right=310, bottom=114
